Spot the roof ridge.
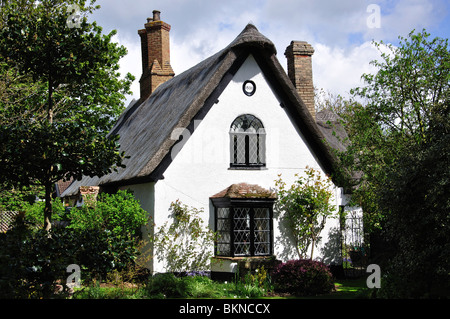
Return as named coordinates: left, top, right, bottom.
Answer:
left=227, top=23, right=277, bottom=55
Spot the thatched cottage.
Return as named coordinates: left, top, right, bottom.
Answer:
left=62, top=11, right=361, bottom=278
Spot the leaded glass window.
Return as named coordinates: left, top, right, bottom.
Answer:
left=216, top=208, right=231, bottom=256
left=253, top=208, right=271, bottom=256
left=233, top=207, right=251, bottom=256
left=214, top=204, right=273, bottom=257
left=230, top=114, right=266, bottom=168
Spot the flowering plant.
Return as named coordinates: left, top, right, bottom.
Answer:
left=271, top=259, right=334, bottom=296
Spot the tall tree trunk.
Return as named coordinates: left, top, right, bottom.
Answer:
left=291, top=226, right=303, bottom=259
left=47, top=75, right=53, bottom=123
left=44, top=71, right=53, bottom=231
left=294, top=240, right=302, bottom=260
left=43, top=182, right=52, bottom=231
left=310, top=239, right=315, bottom=260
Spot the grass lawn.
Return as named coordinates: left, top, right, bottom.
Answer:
left=72, top=276, right=372, bottom=299
left=261, top=277, right=371, bottom=299
left=314, top=278, right=371, bottom=299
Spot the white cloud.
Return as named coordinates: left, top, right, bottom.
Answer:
left=362, top=0, right=448, bottom=42
left=312, top=41, right=381, bottom=97
left=115, top=26, right=383, bottom=105
left=94, top=0, right=448, bottom=105
left=110, top=33, right=141, bottom=105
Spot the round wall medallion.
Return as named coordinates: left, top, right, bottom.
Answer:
left=243, top=80, right=256, bottom=96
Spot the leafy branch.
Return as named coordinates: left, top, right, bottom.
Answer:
left=275, top=167, right=335, bottom=260
left=152, top=200, right=218, bottom=274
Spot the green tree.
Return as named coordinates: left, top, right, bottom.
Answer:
left=275, top=167, right=335, bottom=260
left=338, top=29, right=449, bottom=297
left=378, top=109, right=450, bottom=298
left=0, top=0, right=134, bottom=230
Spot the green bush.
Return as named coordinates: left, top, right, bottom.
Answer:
left=146, top=273, right=186, bottom=298
left=68, top=190, right=147, bottom=238
left=72, top=283, right=147, bottom=299
left=272, top=259, right=335, bottom=296
left=0, top=185, right=44, bottom=212
left=0, top=222, right=77, bottom=299
left=66, top=190, right=148, bottom=279
left=0, top=190, right=148, bottom=298
left=0, top=223, right=143, bottom=298
left=70, top=229, right=142, bottom=281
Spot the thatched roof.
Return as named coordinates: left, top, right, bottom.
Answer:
left=63, top=24, right=342, bottom=197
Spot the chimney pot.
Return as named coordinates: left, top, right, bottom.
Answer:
left=153, top=10, right=161, bottom=21
left=138, top=10, right=174, bottom=102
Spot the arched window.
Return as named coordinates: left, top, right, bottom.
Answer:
left=229, top=114, right=266, bottom=168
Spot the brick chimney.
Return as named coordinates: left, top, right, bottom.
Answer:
left=138, top=10, right=175, bottom=101
left=285, top=41, right=315, bottom=120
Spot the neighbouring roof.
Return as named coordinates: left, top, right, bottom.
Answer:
left=210, top=183, right=277, bottom=199
left=315, top=110, right=349, bottom=153
left=63, top=24, right=342, bottom=197
left=55, top=178, right=74, bottom=197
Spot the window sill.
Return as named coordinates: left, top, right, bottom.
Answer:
left=213, top=256, right=274, bottom=261
left=228, top=166, right=268, bottom=171
left=212, top=256, right=281, bottom=272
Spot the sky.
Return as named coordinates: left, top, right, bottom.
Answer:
left=86, top=0, right=450, bottom=106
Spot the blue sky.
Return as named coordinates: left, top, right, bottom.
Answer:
left=86, top=0, right=450, bottom=105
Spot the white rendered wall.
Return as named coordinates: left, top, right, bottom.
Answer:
left=118, top=182, right=155, bottom=272
left=137, top=55, right=342, bottom=273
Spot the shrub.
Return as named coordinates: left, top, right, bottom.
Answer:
left=0, top=222, right=77, bottom=299
left=70, top=228, right=142, bottom=281
left=146, top=273, right=186, bottom=298
left=0, top=222, right=143, bottom=298
left=275, top=168, right=335, bottom=259
left=0, top=191, right=147, bottom=298
left=272, top=259, right=334, bottom=296
left=66, top=190, right=147, bottom=280
left=68, top=190, right=147, bottom=238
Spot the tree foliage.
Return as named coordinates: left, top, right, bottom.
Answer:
left=275, top=167, right=335, bottom=260
left=0, top=0, right=134, bottom=230
left=379, top=116, right=450, bottom=298
left=338, top=30, right=449, bottom=230
left=337, top=29, right=449, bottom=298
